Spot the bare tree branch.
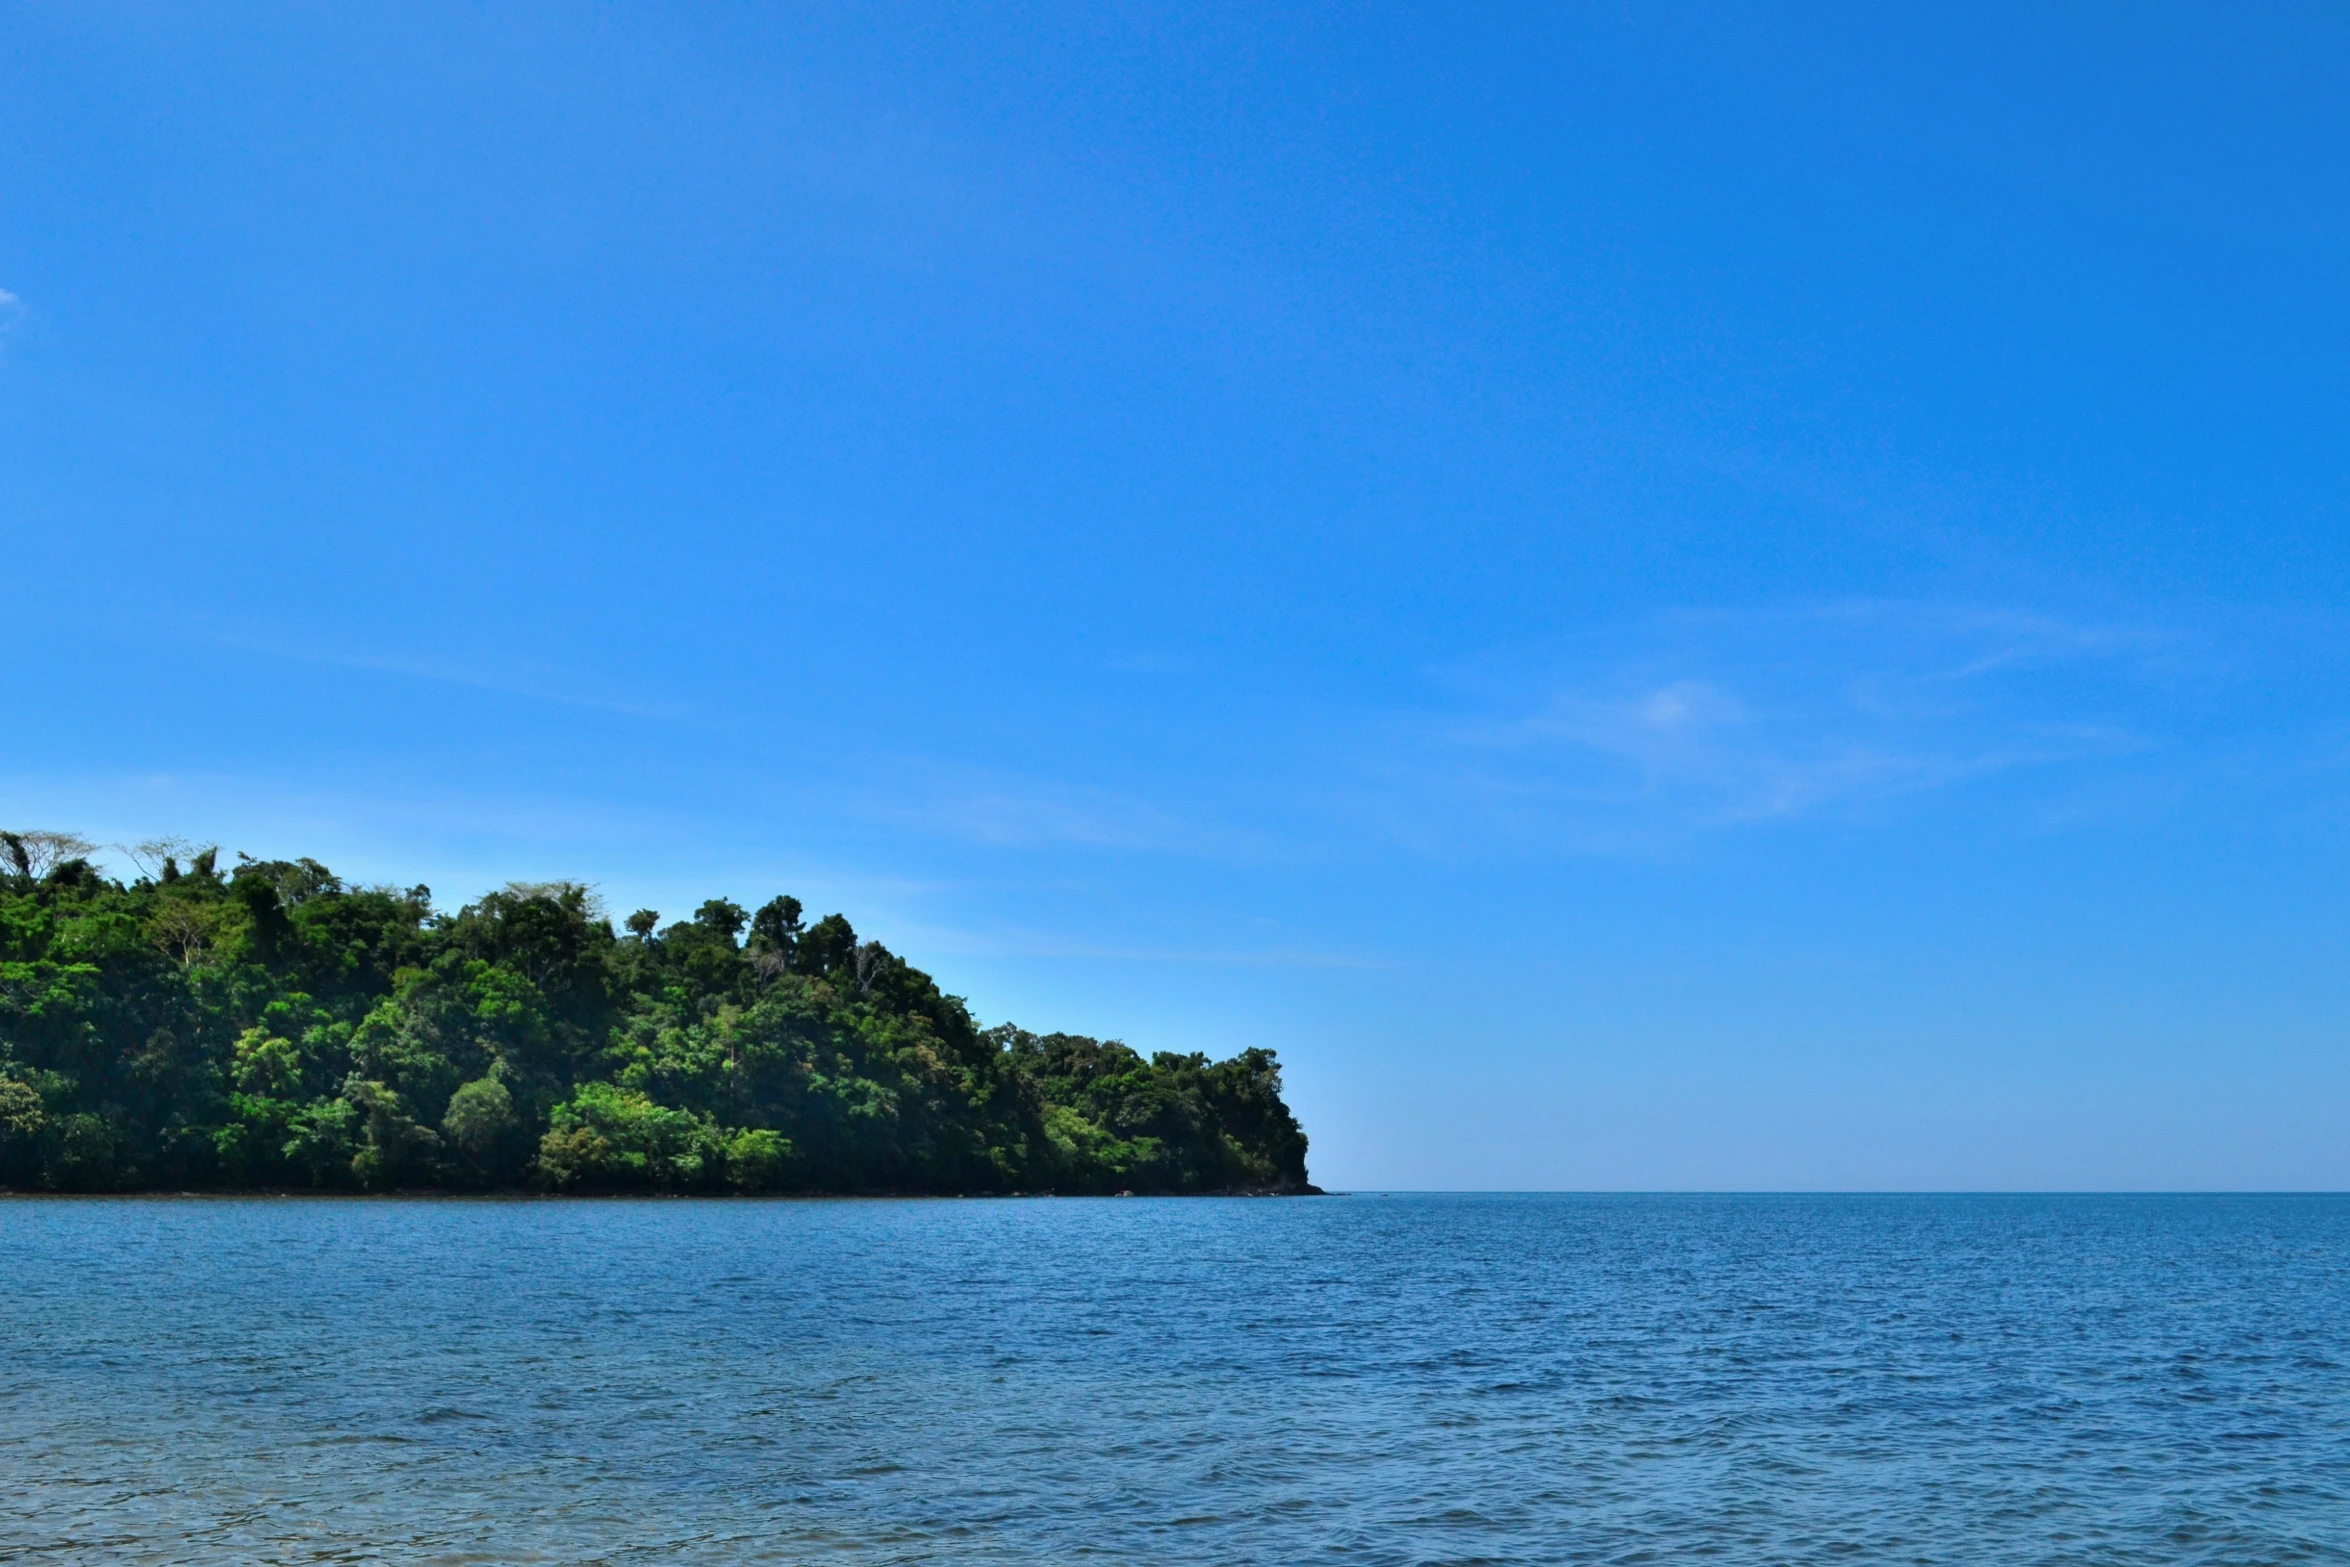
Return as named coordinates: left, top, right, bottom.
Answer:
left=1, top=830, right=98, bottom=880
left=120, top=838, right=197, bottom=881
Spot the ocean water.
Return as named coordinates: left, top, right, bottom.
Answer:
left=1, top=1195, right=2346, bottom=1565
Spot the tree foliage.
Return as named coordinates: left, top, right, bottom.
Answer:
left=0, top=837, right=1315, bottom=1195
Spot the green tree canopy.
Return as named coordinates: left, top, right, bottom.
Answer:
left=0, top=837, right=1315, bottom=1196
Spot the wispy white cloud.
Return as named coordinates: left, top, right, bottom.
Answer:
left=90, top=597, right=2223, bottom=883
left=847, top=760, right=1277, bottom=861
left=205, top=630, right=704, bottom=724
left=883, top=915, right=1376, bottom=970
left=776, top=600, right=2191, bottom=866
left=1342, top=599, right=2173, bottom=856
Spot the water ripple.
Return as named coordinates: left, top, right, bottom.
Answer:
left=1, top=1194, right=2347, bottom=1564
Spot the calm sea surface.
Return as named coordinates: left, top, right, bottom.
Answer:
left=2, top=1194, right=2346, bottom=1565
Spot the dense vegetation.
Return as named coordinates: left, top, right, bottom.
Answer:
left=0, top=832, right=1313, bottom=1196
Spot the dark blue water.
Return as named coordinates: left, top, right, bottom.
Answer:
left=2, top=1195, right=2346, bottom=1564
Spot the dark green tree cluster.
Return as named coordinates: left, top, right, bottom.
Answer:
left=0, top=832, right=1314, bottom=1195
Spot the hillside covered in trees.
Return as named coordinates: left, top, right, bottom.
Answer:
left=0, top=832, right=1314, bottom=1195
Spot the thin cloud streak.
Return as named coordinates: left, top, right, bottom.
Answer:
left=75, top=599, right=2260, bottom=885
left=1343, top=599, right=2180, bottom=857
left=846, top=761, right=1283, bottom=862
left=205, top=631, right=705, bottom=725
left=893, top=920, right=1378, bottom=970
left=796, top=600, right=2200, bottom=866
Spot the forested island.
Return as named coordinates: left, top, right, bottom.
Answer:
left=0, top=832, right=1314, bottom=1195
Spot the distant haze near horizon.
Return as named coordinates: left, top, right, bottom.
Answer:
left=7, top=4, right=2350, bottom=1191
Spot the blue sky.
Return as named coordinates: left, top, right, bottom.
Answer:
left=7, top=3, right=2350, bottom=1189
